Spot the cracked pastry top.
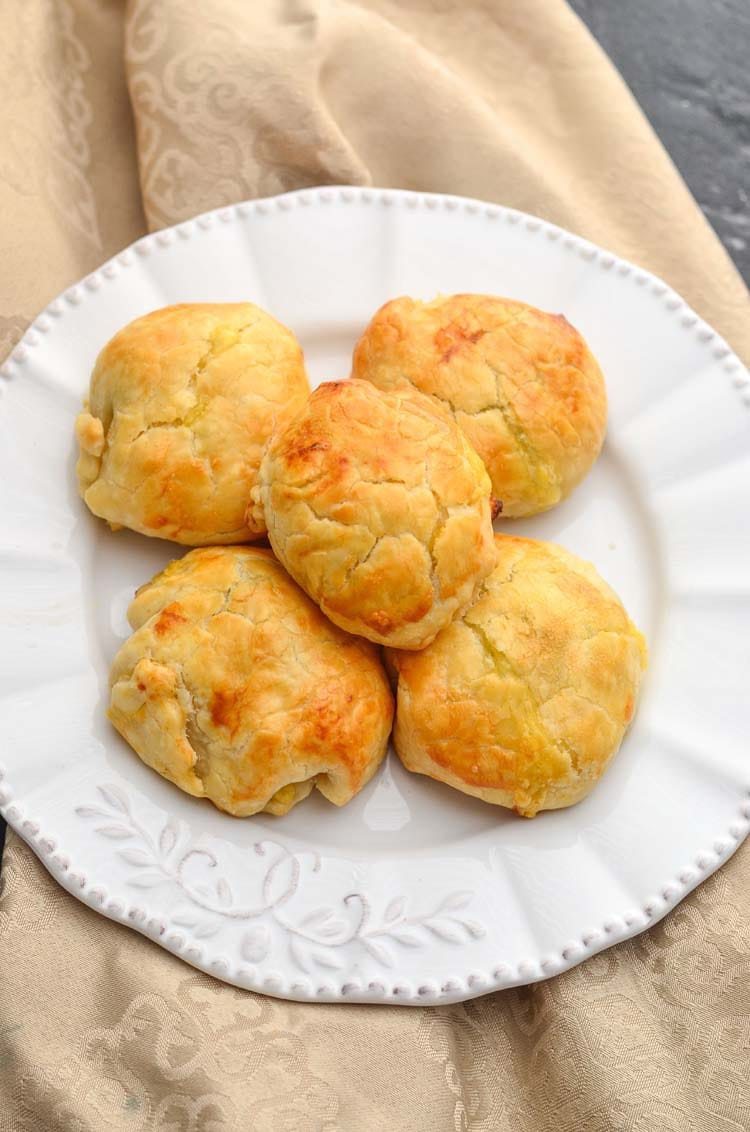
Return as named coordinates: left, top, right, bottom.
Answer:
left=108, top=546, right=393, bottom=817
left=351, top=294, right=607, bottom=518
left=249, top=378, right=498, bottom=650
left=75, top=303, right=310, bottom=545
left=387, top=535, right=646, bottom=816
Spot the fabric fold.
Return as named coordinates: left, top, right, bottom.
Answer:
left=1, top=1, right=749, bottom=1128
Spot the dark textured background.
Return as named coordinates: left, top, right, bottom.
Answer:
left=0, top=1, right=747, bottom=859
left=569, top=0, right=749, bottom=282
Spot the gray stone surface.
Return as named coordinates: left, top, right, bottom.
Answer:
left=570, top=0, right=750, bottom=283
left=0, top=1, right=747, bottom=859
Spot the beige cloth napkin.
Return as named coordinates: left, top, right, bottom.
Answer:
left=1, top=1, right=749, bottom=1128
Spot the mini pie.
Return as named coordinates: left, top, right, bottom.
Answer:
left=249, top=378, right=498, bottom=650
left=75, top=303, right=310, bottom=545
left=108, top=546, right=393, bottom=816
left=387, top=535, right=646, bottom=816
left=352, top=294, right=607, bottom=517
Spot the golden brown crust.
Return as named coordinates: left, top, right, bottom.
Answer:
left=387, top=535, right=646, bottom=816
left=75, top=303, right=310, bottom=545
left=352, top=294, right=607, bottom=517
left=108, top=547, right=393, bottom=816
left=250, top=379, right=497, bottom=650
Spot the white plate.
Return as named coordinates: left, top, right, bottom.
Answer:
left=1, top=187, right=749, bottom=1006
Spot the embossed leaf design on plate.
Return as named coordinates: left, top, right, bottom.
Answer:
left=1, top=187, right=748, bottom=1005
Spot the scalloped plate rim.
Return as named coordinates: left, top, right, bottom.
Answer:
left=0, top=185, right=748, bottom=1006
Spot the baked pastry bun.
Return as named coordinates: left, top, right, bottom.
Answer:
left=108, top=546, right=393, bottom=816
left=250, top=378, right=497, bottom=650
left=387, top=535, right=646, bottom=816
left=352, top=294, right=607, bottom=517
left=75, top=303, right=310, bottom=545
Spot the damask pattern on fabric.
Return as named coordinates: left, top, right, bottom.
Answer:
left=1, top=1, right=749, bottom=1129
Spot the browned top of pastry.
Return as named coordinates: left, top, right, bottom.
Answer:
left=76, top=303, right=310, bottom=544
left=352, top=294, right=607, bottom=517
left=251, top=378, right=497, bottom=650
